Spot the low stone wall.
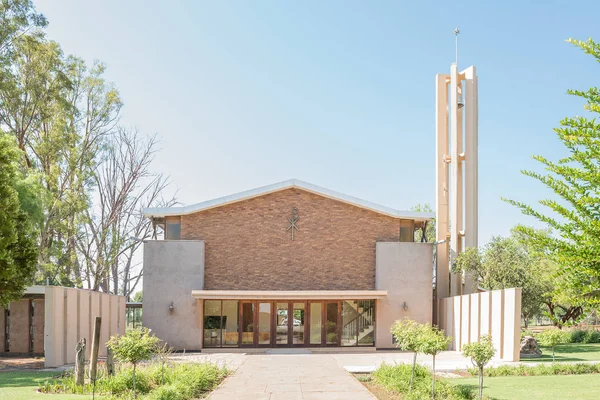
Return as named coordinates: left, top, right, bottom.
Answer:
left=437, top=288, right=522, bottom=361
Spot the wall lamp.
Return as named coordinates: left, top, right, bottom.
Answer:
left=168, top=302, right=174, bottom=313
left=402, top=302, right=408, bottom=311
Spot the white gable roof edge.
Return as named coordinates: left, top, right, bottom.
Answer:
left=143, top=179, right=435, bottom=221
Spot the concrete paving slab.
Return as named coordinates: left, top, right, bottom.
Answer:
left=206, top=354, right=375, bottom=399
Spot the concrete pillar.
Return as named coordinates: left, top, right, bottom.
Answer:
left=435, top=73, right=450, bottom=300
left=449, top=63, right=463, bottom=296
left=490, top=289, right=505, bottom=360
left=503, top=288, right=522, bottom=362
left=452, top=295, right=462, bottom=351
left=45, top=287, right=66, bottom=367
left=469, top=293, right=480, bottom=343
left=463, top=66, right=479, bottom=294
left=460, top=294, right=470, bottom=349
left=479, top=291, right=491, bottom=337
left=65, top=289, right=79, bottom=363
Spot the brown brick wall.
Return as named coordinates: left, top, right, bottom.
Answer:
left=33, top=299, right=45, bottom=353
left=181, top=188, right=401, bottom=290
left=8, top=299, right=30, bottom=353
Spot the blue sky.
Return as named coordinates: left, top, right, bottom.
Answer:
left=36, top=0, right=599, bottom=244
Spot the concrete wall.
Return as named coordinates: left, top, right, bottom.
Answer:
left=44, top=287, right=126, bottom=367
left=375, top=242, right=433, bottom=349
left=437, top=288, right=522, bottom=361
left=143, top=240, right=205, bottom=350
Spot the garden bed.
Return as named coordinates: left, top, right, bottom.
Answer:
left=38, top=362, right=229, bottom=399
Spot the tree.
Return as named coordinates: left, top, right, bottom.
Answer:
left=391, top=318, right=427, bottom=390
left=537, top=328, right=570, bottom=362
left=412, top=203, right=435, bottom=243
left=453, top=233, right=549, bottom=326
left=505, top=38, right=600, bottom=309
left=133, top=291, right=143, bottom=302
left=0, top=0, right=47, bottom=60
left=462, top=334, right=496, bottom=400
left=0, top=133, right=41, bottom=306
left=106, top=327, right=160, bottom=398
left=76, top=128, right=175, bottom=295
left=418, top=325, right=451, bottom=400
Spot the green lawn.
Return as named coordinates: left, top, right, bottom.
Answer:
left=458, top=374, right=600, bottom=400
left=0, top=371, right=94, bottom=400
left=523, top=343, right=600, bottom=362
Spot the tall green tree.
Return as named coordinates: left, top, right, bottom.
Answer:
left=505, top=38, right=600, bottom=308
left=0, top=133, right=41, bottom=306
left=0, top=0, right=46, bottom=60
left=453, top=232, right=549, bottom=326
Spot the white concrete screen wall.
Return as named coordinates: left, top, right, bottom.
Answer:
left=44, top=286, right=126, bottom=367
left=437, top=288, right=522, bottom=361
left=143, top=240, right=205, bottom=350
left=375, top=242, right=433, bottom=348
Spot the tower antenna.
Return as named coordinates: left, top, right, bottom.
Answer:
left=453, top=28, right=460, bottom=67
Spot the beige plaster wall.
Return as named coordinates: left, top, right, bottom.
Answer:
left=375, top=242, right=433, bottom=349
left=437, top=288, right=522, bottom=361
left=44, top=287, right=126, bottom=367
left=143, top=240, right=205, bottom=350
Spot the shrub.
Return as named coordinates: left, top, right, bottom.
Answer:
left=584, top=330, right=600, bottom=344
left=536, top=328, right=570, bottom=361
left=568, top=329, right=600, bottom=344
left=107, top=327, right=161, bottom=398
left=570, top=329, right=587, bottom=343
left=102, top=366, right=152, bottom=396
left=474, top=362, right=600, bottom=377
left=38, top=362, right=228, bottom=400
left=149, top=384, right=185, bottom=400
left=373, top=363, right=475, bottom=400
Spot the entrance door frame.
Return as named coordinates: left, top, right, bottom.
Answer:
left=218, top=299, right=375, bottom=348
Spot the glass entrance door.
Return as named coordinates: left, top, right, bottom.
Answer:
left=275, top=302, right=288, bottom=345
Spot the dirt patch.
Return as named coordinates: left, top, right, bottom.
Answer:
left=360, top=380, right=402, bottom=400
left=0, top=356, right=45, bottom=371
left=353, top=373, right=401, bottom=400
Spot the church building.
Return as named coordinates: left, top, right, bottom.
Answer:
left=142, top=179, right=435, bottom=350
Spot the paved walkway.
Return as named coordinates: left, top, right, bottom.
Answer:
left=206, top=354, right=375, bottom=400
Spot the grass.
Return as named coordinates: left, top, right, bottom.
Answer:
left=458, top=374, right=600, bottom=399
left=0, top=371, right=93, bottom=400
left=524, top=343, right=600, bottom=362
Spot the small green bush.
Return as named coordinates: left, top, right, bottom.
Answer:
left=570, top=329, right=587, bottom=343
left=584, top=330, right=600, bottom=344
left=103, top=367, right=152, bottom=396
left=148, top=384, right=185, bottom=400
left=568, top=329, right=600, bottom=344
left=38, top=362, right=228, bottom=399
left=373, top=363, right=476, bottom=400
left=473, top=362, right=600, bottom=377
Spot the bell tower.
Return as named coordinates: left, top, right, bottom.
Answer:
left=435, top=29, right=478, bottom=299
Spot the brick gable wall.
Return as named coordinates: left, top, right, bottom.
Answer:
left=181, top=188, right=401, bottom=290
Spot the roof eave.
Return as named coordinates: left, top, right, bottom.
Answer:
left=143, top=179, right=435, bottom=221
